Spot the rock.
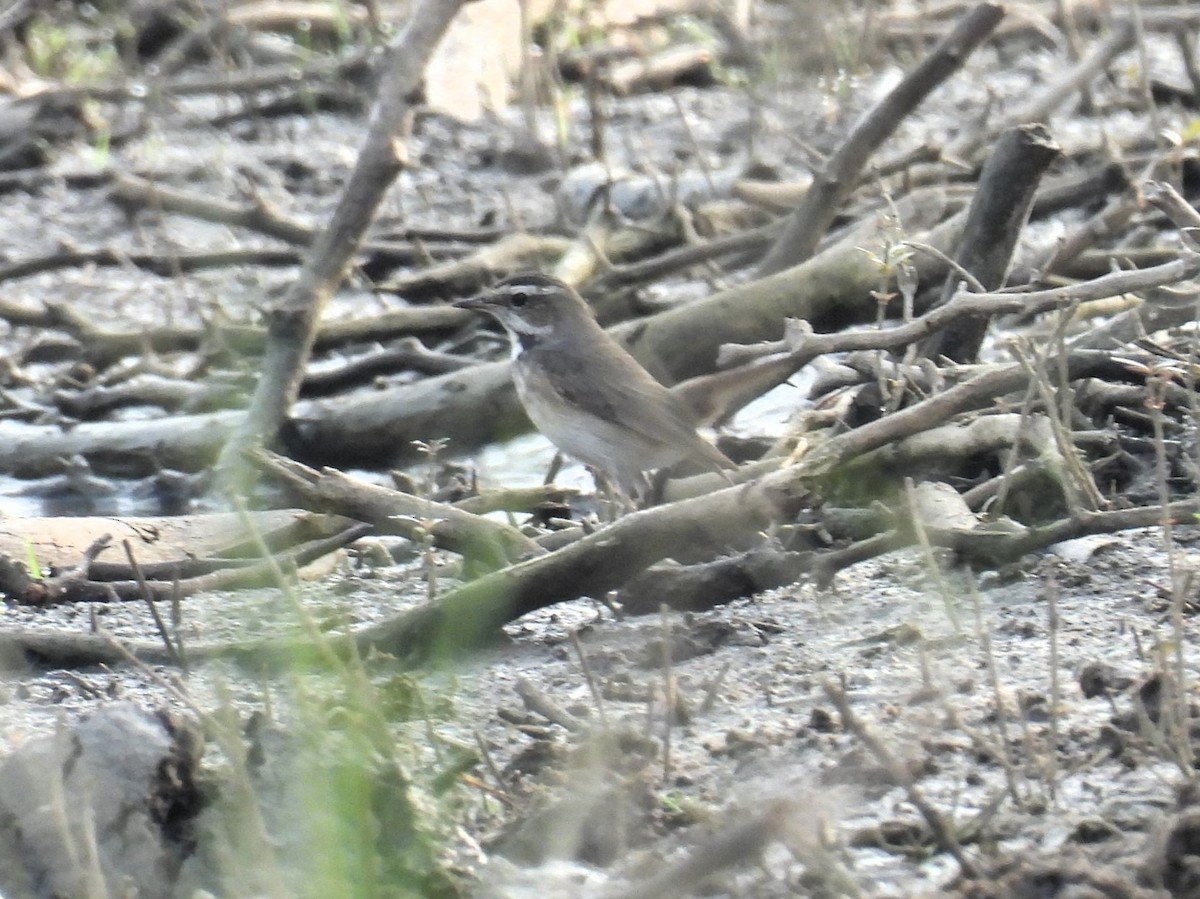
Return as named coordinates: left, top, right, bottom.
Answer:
left=0, top=702, right=202, bottom=899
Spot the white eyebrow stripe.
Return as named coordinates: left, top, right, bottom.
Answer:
left=501, top=282, right=556, bottom=296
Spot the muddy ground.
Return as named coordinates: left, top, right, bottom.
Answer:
left=1, top=1, right=1200, bottom=896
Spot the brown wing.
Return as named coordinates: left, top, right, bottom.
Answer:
left=527, top=334, right=733, bottom=471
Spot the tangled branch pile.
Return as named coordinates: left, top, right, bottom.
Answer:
left=0, top=1, right=1197, bottom=664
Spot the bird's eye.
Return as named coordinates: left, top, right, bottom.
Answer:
left=510, top=290, right=528, bottom=307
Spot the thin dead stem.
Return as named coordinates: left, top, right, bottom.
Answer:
left=1046, top=574, right=1061, bottom=801
left=969, top=581, right=1024, bottom=807
left=570, top=627, right=610, bottom=730
left=659, top=604, right=675, bottom=782
left=1147, top=370, right=1194, bottom=773
left=824, top=676, right=979, bottom=878
left=904, top=478, right=961, bottom=631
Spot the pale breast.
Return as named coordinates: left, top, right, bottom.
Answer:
left=512, top=356, right=689, bottom=489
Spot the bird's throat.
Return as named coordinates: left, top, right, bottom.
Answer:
left=505, top=323, right=553, bottom=357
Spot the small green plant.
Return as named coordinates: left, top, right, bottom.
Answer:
left=23, top=540, right=42, bottom=581
left=90, top=120, right=111, bottom=167
left=329, top=0, right=355, bottom=45
left=191, top=503, right=472, bottom=897
left=25, top=17, right=120, bottom=84
left=282, top=671, right=466, bottom=899
left=195, top=665, right=467, bottom=898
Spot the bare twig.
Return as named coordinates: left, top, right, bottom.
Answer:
left=216, top=0, right=470, bottom=491
left=759, top=2, right=1005, bottom=274
left=824, top=677, right=979, bottom=877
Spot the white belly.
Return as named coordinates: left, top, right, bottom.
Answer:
left=513, top=361, right=681, bottom=492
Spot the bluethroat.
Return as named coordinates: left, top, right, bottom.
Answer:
left=456, top=273, right=734, bottom=501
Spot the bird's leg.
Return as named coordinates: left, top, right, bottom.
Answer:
left=587, top=466, right=638, bottom=519
left=542, top=450, right=566, bottom=486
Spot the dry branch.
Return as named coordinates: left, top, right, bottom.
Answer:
left=921, top=123, right=1062, bottom=363
left=758, top=2, right=1005, bottom=274
left=355, top=495, right=800, bottom=658
left=216, top=0, right=471, bottom=490
left=0, top=411, right=242, bottom=478
left=247, top=449, right=543, bottom=572
left=0, top=517, right=370, bottom=606
left=722, top=250, right=1200, bottom=367
left=0, top=293, right=469, bottom=370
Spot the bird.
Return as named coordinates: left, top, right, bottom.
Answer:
left=455, top=272, right=735, bottom=503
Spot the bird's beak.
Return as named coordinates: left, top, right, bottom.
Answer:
left=453, top=294, right=493, bottom=311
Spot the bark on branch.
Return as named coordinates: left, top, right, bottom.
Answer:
left=215, top=0, right=470, bottom=491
